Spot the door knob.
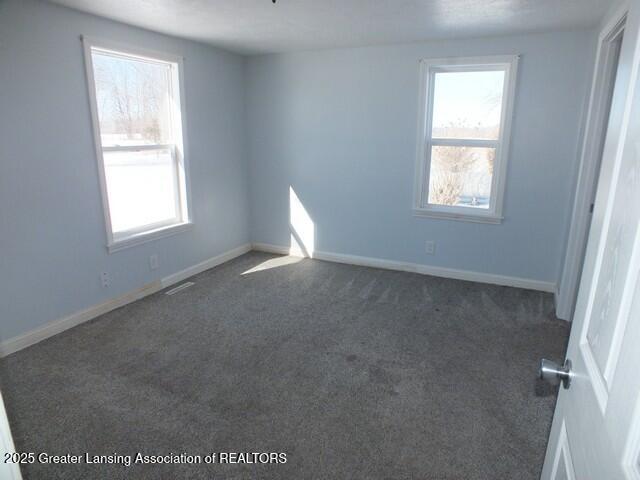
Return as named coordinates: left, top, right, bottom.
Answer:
left=539, top=358, right=572, bottom=389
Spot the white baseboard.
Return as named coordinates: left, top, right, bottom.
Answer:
left=0, top=243, right=252, bottom=357
left=161, top=243, right=251, bottom=288
left=252, top=242, right=556, bottom=293
left=0, top=282, right=162, bottom=357
left=251, top=243, right=293, bottom=256
left=2, top=241, right=554, bottom=357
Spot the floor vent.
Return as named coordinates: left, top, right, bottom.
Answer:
left=165, top=282, right=195, bottom=296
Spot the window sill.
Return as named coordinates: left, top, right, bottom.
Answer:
left=413, top=208, right=503, bottom=224
left=108, top=222, right=193, bottom=253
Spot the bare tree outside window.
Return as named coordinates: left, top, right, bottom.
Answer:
left=415, top=56, right=518, bottom=221
left=428, top=143, right=495, bottom=207
left=93, top=53, right=171, bottom=146
left=428, top=74, right=504, bottom=208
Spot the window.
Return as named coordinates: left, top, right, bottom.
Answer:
left=83, top=37, right=191, bottom=252
left=414, top=55, right=518, bottom=223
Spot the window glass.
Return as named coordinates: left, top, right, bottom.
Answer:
left=92, top=51, right=172, bottom=147
left=427, top=146, right=495, bottom=208
left=103, top=149, right=178, bottom=233
left=86, top=43, right=189, bottom=246
left=431, top=70, right=505, bottom=140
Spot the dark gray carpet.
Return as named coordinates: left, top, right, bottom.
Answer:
left=0, top=251, right=569, bottom=479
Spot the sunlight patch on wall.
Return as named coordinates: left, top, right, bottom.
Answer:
left=290, top=186, right=315, bottom=257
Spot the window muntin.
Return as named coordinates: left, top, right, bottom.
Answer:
left=415, top=56, right=518, bottom=222
left=84, top=39, right=190, bottom=250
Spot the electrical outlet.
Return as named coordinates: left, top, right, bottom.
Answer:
left=100, top=271, right=110, bottom=287
left=149, top=254, right=159, bottom=271
left=425, top=240, right=436, bottom=255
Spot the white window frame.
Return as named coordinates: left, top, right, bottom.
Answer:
left=413, top=55, right=519, bottom=224
left=82, top=36, right=192, bottom=253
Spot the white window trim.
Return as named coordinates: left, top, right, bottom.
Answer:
left=413, top=54, right=519, bottom=224
left=81, top=35, right=193, bottom=253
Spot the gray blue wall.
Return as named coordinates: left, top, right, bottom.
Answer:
left=0, top=0, right=250, bottom=340
left=246, top=31, right=595, bottom=283
left=1, top=0, right=597, bottom=342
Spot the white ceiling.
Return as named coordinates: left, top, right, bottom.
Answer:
left=48, top=0, right=611, bottom=55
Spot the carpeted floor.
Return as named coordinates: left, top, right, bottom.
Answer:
left=0, top=252, right=569, bottom=479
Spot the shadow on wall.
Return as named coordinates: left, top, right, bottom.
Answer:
left=289, top=186, right=315, bottom=258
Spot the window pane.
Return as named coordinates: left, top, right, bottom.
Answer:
left=431, top=70, right=505, bottom=140
left=92, top=50, right=172, bottom=146
left=104, top=149, right=179, bottom=233
left=428, top=146, right=495, bottom=208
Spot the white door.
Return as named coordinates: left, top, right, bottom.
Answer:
left=541, top=2, right=640, bottom=479
left=0, top=391, right=21, bottom=480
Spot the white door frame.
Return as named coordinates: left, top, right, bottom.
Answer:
left=542, top=0, right=640, bottom=474
left=0, top=391, right=22, bottom=480
left=556, top=2, right=628, bottom=321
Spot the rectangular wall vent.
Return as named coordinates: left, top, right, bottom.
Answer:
left=165, top=282, right=195, bottom=296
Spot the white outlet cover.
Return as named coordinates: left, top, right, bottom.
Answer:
left=425, top=241, right=436, bottom=255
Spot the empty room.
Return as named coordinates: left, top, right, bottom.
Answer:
left=2, top=0, right=640, bottom=478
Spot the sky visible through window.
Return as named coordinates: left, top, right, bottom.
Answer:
left=432, top=70, right=505, bottom=139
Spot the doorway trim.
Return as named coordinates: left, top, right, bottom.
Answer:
left=556, top=4, right=628, bottom=321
